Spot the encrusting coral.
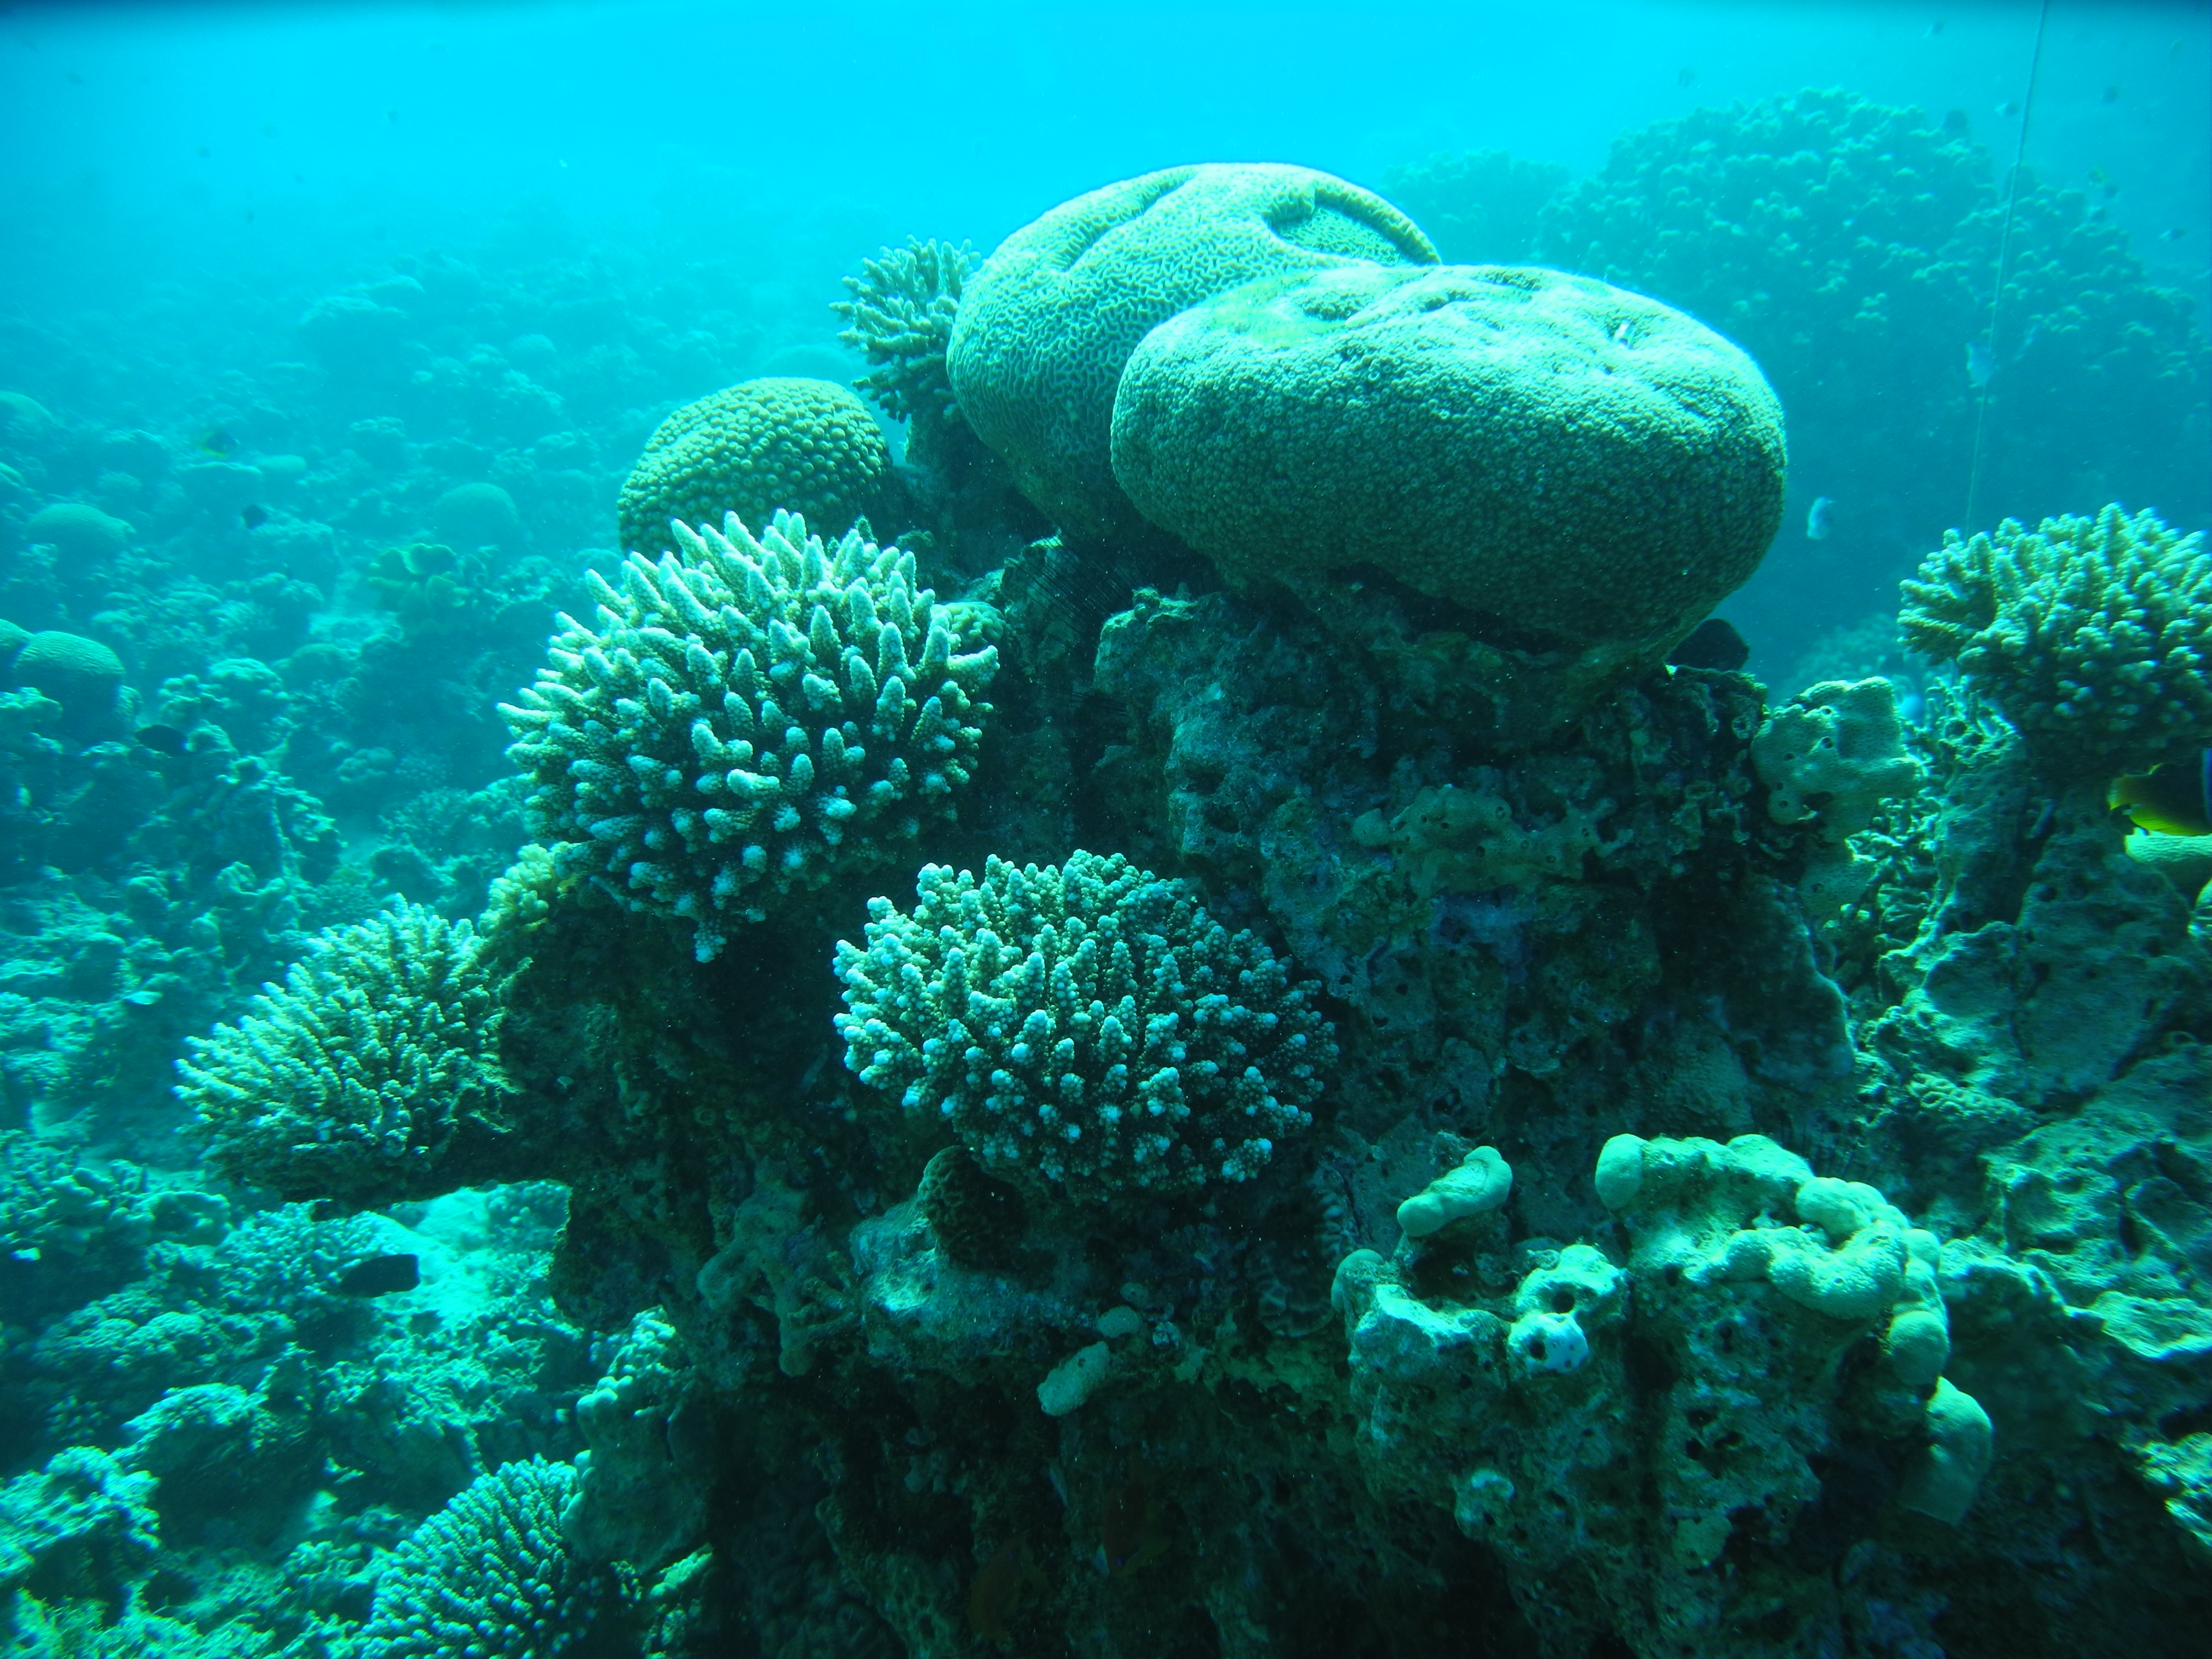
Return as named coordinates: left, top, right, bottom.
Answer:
left=614, top=377, right=891, bottom=555
left=175, top=905, right=515, bottom=1204
left=1899, top=503, right=2210, bottom=776
left=500, top=510, right=997, bottom=960
left=947, top=162, right=1437, bottom=537
left=834, top=850, right=1335, bottom=1204
left=352, top=1456, right=630, bottom=1659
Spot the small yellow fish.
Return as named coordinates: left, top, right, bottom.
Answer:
left=195, top=425, right=236, bottom=458
left=2110, top=751, right=2212, bottom=838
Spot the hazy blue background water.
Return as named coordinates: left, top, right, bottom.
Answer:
left=3, top=0, right=2208, bottom=672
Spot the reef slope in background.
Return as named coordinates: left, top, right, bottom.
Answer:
left=2, top=90, right=2209, bottom=1659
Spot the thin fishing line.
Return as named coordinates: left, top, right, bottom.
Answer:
left=1964, top=0, right=2052, bottom=532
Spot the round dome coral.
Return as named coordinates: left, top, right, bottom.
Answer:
left=616, top=377, right=890, bottom=555
left=1110, top=262, right=1787, bottom=657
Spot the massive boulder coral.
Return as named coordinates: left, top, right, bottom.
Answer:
left=1899, top=503, right=2210, bottom=777
left=1109, top=262, right=1786, bottom=674
left=500, top=511, right=997, bottom=960
left=833, top=850, right=1335, bottom=1204
left=614, top=378, right=891, bottom=555
left=175, top=905, right=517, bottom=1204
left=945, top=162, right=1437, bottom=537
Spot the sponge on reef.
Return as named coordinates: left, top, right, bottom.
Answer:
left=1110, top=261, right=1785, bottom=656
left=834, top=850, right=1335, bottom=1204
left=1899, top=503, right=2210, bottom=776
left=501, top=511, right=997, bottom=960
left=176, top=905, right=514, bottom=1205
left=947, top=163, right=1437, bottom=537
left=616, top=377, right=890, bottom=555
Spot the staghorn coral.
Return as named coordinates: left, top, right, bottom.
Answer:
left=833, top=850, right=1335, bottom=1204
left=499, top=511, right=997, bottom=960
left=176, top=905, right=515, bottom=1204
left=353, top=1457, right=630, bottom=1659
left=614, top=378, right=890, bottom=555
left=833, top=237, right=978, bottom=429
left=947, top=163, right=1436, bottom=537
left=1899, top=503, right=2210, bottom=776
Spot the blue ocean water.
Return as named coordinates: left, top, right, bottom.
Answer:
left=1, top=3, right=2208, bottom=1655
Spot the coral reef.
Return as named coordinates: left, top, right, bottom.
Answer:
left=834, top=850, right=1335, bottom=1204
left=1110, top=261, right=1786, bottom=671
left=500, top=510, right=997, bottom=959
left=1900, top=503, right=2210, bottom=776
left=1377, top=149, right=1570, bottom=264
left=947, top=163, right=1437, bottom=536
left=614, top=378, right=890, bottom=556
left=176, top=905, right=517, bottom=1204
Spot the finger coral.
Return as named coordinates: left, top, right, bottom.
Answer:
left=614, top=377, right=890, bottom=555
left=500, top=511, right=997, bottom=960
left=353, top=1457, right=629, bottom=1659
left=833, top=237, right=977, bottom=429
left=833, top=850, right=1335, bottom=1203
left=175, top=905, right=514, bottom=1204
left=1899, top=503, right=2211, bottom=775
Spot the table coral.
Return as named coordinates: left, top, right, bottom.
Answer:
left=176, top=905, right=515, bottom=1204
left=947, top=163, right=1436, bottom=537
left=1110, top=261, right=1785, bottom=668
left=1899, top=503, right=2210, bottom=776
left=833, top=850, right=1335, bottom=1204
left=500, top=511, right=997, bottom=960
left=615, top=377, right=890, bottom=556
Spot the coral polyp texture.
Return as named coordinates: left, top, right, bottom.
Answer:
left=946, top=162, right=1438, bottom=536
left=352, top=1456, right=629, bottom=1659
left=175, top=905, right=513, bottom=1204
left=614, top=377, right=890, bottom=555
left=1110, top=261, right=1786, bottom=659
left=500, top=511, right=997, bottom=959
left=834, top=850, right=1335, bottom=1202
left=833, top=237, right=977, bottom=427
left=1900, top=503, right=2211, bottom=776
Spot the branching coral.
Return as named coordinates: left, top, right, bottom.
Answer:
left=176, top=905, right=514, bottom=1204
left=614, top=378, right=890, bottom=555
left=1899, top=503, right=2210, bottom=775
left=353, top=1457, right=630, bottom=1659
left=834, top=850, right=1335, bottom=1203
left=833, top=238, right=977, bottom=428
left=500, top=511, right=997, bottom=960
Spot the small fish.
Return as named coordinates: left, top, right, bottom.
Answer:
left=2110, top=751, right=2212, bottom=837
left=2102, top=84, right=2122, bottom=104
left=1965, top=339, right=1996, bottom=388
left=1996, top=99, right=2021, bottom=118
left=1668, top=618, right=1749, bottom=672
left=2089, top=166, right=2118, bottom=199
left=967, top=1541, right=1042, bottom=1644
left=134, top=723, right=189, bottom=757
left=1926, top=19, right=1945, bottom=36
left=338, top=1253, right=420, bottom=1296
left=2156, top=226, right=2187, bottom=242
left=1677, top=67, right=1697, bottom=88
left=240, top=504, right=269, bottom=531
left=1805, top=495, right=1837, bottom=541
left=1098, top=1473, right=1168, bottom=1578
left=196, top=426, right=236, bottom=458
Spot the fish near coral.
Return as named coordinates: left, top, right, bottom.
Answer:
left=2111, top=751, right=2212, bottom=837
left=1097, top=1470, right=1168, bottom=1579
left=968, top=1540, right=1044, bottom=1644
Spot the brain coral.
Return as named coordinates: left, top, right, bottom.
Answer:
left=1110, top=262, right=1786, bottom=654
left=615, top=378, right=890, bottom=555
left=834, top=850, right=1335, bottom=1204
left=24, top=502, right=132, bottom=560
left=354, top=1458, right=627, bottom=1659
left=500, top=511, right=997, bottom=960
left=834, top=237, right=978, bottom=428
left=945, top=163, right=1438, bottom=537
left=1899, top=503, right=2210, bottom=776
left=176, top=905, right=514, bottom=1204
left=11, top=631, right=125, bottom=734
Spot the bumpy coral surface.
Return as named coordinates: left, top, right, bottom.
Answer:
left=833, top=237, right=977, bottom=427
left=1900, top=503, right=2210, bottom=775
left=614, top=377, right=890, bottom=555
left=500, top=511, right=997, bottom=960
left=946, top=163, right=1436, bottom=536
left=834, top=850, right=1335, bottom=1202
left=176, top=905, right=512, bottom=1204
left=1111, top=263, right=1786, bottom=658
left=353, top=1456, right=626, bottom=1659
